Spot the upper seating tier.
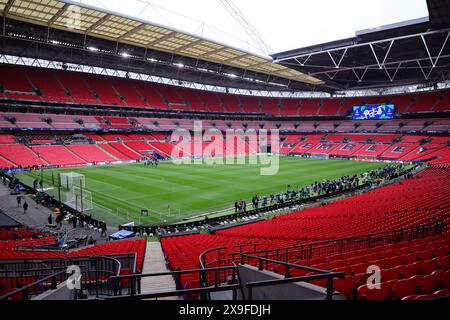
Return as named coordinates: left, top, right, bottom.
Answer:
left=1, top=65, right=450, bottom=115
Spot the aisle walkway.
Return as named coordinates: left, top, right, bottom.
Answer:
left=140, top=241, right=179, bottom=299
left=0, top=183, right=55, bottom=229
left=0, top=183, right=106, bottom=241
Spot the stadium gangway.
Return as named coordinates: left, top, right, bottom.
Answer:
left=105, top=266, right=240, bottom=300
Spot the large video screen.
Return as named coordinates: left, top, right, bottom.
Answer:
left=353, top=104, right=395, bottom=120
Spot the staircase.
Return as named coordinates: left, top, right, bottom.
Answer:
left=147, top=142, right=170, bottom=157
left=95, top=144, right=120, bottom=161
left=63, top=145, right=87, bottom=163
left=0, top=154, right=15, bottom=167
left=140, top=241, right=179, bottom=300
left=28, top=147, right=50, bottom=166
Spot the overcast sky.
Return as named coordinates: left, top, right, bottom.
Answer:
left=74, top=0, right=429, bottom=56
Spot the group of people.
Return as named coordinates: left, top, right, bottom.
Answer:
left=231, top=164, right=409, bottom=214
left=33, top=178, right=44, bottom=190
left=67, top=213, right=107, bottom=236
left=143, top=158, right=159, bottom=167
left=234, top=193, right=287, bottom=213
left=234, top=199, right=247, bottom=213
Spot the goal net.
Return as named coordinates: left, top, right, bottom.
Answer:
left=65, top=186, right=93, bottom=212
left=60, top=172, right=85, bottom=190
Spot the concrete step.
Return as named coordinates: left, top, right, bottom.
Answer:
left=140, top=241, right=180, bottom=300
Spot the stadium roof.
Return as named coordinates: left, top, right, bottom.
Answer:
left=272, top=9, right=450, bottom=91
left=0, top=0, right=323, bottom=88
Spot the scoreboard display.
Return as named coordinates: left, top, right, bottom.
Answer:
left=353, top=104, right=395, bottom=120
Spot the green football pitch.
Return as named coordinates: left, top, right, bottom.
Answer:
left=16, top=157, right=385, bottom=226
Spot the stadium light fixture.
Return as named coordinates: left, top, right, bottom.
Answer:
left=175, top=63, right=185, bottom=68
left=227, top=73, right=238, bottom=79
left=121, top=52, right=130, bottom=58
left=87, top=46, right=99, bottom=52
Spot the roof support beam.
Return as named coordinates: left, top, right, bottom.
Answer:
left=421, top=34, right=435, bottom=67
left=327, top=48, right=347, bottom=69
left=417, top=60, right=433, bottom=80
left=434, top=30, right=450, bottom=68
left=118, top=23, right=146, bottom=41
left=3, top=0, right=16, bottom=17
left=369, top=40, right=395, bottom=70
left=294, top=54, right=311, bottom=66
left=422, top=30, right=450, bottom=68
left=174, top=38, right=204, bottom=53
left=222, top=52, right=248, bottom=63
left=274, top=28, right=450, bottom=63
left=198, top=47, right=227, bottom=58
left=305, top=53, right=450, bottom=77
left=246, top=61, right=272, bottom=69
left=146, top=31, right=175, bottom=46
left=85, top=14, right=111, bottom=34
left=384, top=63, right=402, bottom=82
left=352, top=67, right=369, bottom=83
left=325, top=71, right=340, bottom=80
left=48, top=3, right=70, bottom=27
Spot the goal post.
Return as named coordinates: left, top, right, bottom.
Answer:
left=65, top=186, right=93, bottom=212
left=60, top=172, right=85, bottom=190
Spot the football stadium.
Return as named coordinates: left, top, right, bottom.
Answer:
left=0, top=0, right=449, bottom=306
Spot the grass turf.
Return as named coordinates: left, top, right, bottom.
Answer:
left=16, top=157, right=385, bottom=226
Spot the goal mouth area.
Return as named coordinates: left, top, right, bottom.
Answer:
left=64, top=186, right=93, bottom=212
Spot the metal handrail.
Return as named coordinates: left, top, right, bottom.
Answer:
left=110, top=266, right=235, bottom=280
left=0, top=256, right=122, bottom=300
left=239, top=254, right=345, bottom=300
left=241, top=254, right=336, bottom=274
left=244, top=273, right=344, bottom=300
left=200, top=215, right=448, bottom=267
left=0, top=269, right=67, bottom=300
left=108, top=265, right=238, bottom=298
left=235, top=217, right=447, bottom=257
left=104, top=284, right=241, bottom=300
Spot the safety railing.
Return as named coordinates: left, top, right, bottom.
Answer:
left=0, top=256, right=122, bottom=300
left=239, top=254, right=345, bottom=300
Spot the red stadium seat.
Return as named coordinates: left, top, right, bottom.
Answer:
left=421, top=258, right=440, bottom=275
left=393, top=277, right=420, bottom=300
left=357, top=281, right=395, bottom=300
left=420, top=273, right=442, bottom=294
left=402, top=262, right=422, bottom=279
left=433, top=289, right=450, bottom=298
left=442, top=270, right=450, bottom=289
left=334, top=274, right=361, bottom=300
left=382, top=266, right=402, bottom=282
left=439, top=256, right=450, bottom=270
